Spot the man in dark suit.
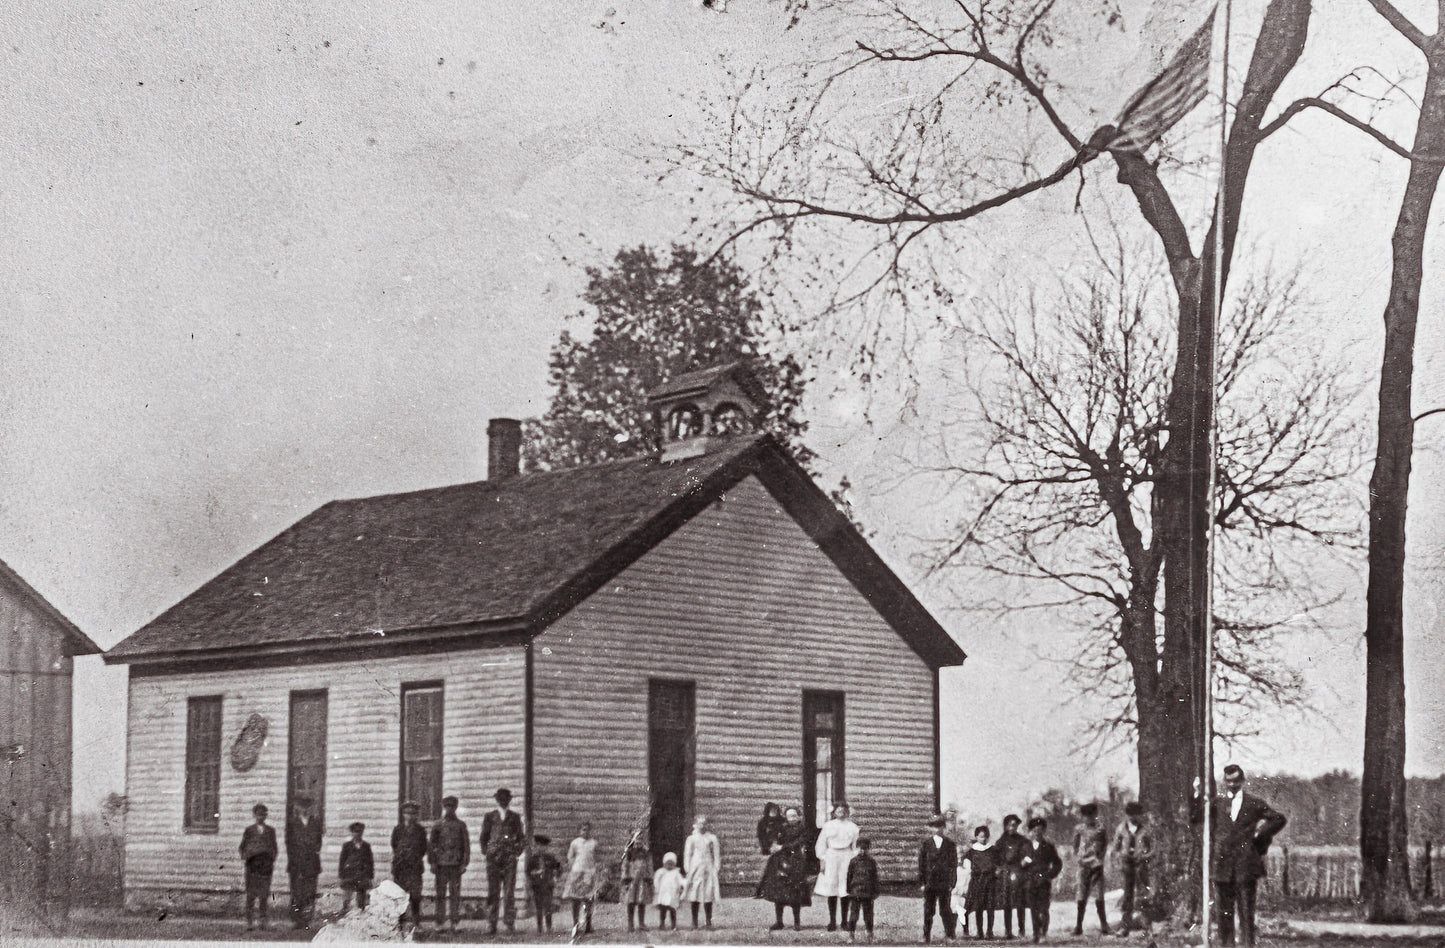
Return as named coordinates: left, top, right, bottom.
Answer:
left=239, top=803, right=278, bottom=930
left=285, top=795, right=324, bottom=929
left=480, top=787, right=525, bottom=934
left=918, top=814, right=958, bottom=943
left=1204, top=765, right=1287, bottom=947
left=392, top=802, right=428, bottom=928
left=429, top=795, right=471, bottom=931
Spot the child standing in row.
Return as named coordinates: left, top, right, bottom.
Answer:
left=338, top=822, right=374, bottom=912
left=621, top=835, right=653, bottom=932
left=653, top=852, right=686, bottom=930
left=845, top=837, right=879, bottom=941
left=526, top=834, right=561, bottom=933
left=561, top=822, right=599, bottom=934
left=683, top=815, right=722, bottom=928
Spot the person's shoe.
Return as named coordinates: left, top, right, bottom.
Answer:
left=488, top=923, right=498, bottom=935
left=771, top=922, right=785, bottom=931
left=828, top=922, right=838, bottom=932
left=793, top=923, right=802, bottom=932
left=1101, top=925, right=1112, bottom=935
left=1072, top=927, right=1084, bottom=936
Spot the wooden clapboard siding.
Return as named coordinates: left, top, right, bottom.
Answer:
left=0, top=568, right=80, bottom=915
left=122, top=646, right=525, bottom=908
left=532, top=475, right=938, bottom=884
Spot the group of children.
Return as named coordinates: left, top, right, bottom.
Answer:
left=237, top=792, right=1154, bottom=943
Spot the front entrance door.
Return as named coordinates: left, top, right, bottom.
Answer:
left=648, top=679, right=695, bottom=867
left=288, top=690, right=328, bottom=826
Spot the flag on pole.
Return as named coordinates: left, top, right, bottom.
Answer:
left=1109, top=7, right=1216, bottom=151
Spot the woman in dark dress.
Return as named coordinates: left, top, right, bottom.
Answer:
left=961, top=824, right=998, bottom=939
left=757, top=803, right=786, bottom=854
left=756, top=805, right=811, bottom=930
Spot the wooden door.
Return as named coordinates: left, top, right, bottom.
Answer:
left=648, top=679, right=695, bottom=866
left=287, top=690, right=328, bottom=826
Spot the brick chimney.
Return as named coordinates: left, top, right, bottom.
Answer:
left=487, top=418, right=522, bottom=481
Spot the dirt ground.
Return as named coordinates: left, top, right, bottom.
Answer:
left=11, top=895, right=1441, bottom=946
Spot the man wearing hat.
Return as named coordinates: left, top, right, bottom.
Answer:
left=429, top=795, right=471, bottom=930
left=339, top=821, right=375, bottom=912
left=1111, top=802, right=1153, bottom=935
left=239, top=803, right=277, bottom=930
left=480, top=788, right=525, bottom=933
left=917, top=814, right=958, bottom=942
left=285, top=795, right=324, bottom=929
left=392, top=802, right=428, bottom=928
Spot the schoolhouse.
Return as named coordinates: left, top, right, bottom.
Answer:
left=105, top=365, right=965, bottom=914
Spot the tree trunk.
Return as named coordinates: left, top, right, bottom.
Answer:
left=1361, top=26, right=1445, bottom=925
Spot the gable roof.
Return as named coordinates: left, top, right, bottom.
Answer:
left=645, top=362, right=769, bottom=407
left=0, top=556, right=102, bottom=656
left=105, top=436, right=963, bottom=670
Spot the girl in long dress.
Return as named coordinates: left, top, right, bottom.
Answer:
left=814, top=801, right=860, bottom=931
left=756, top=805, right=811, bottom=930
left=621, top=834, right=652, bottom=932
left=682, top=815, right=722, bottom=928
left=561, top=822, right=599, bottom=934
left=961, top=824, right=999, bottom=939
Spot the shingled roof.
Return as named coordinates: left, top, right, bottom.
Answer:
left=105, top=436, right=963, bottom=669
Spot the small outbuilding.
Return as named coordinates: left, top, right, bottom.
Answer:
left=105, top=366, right=965, bottom=913
left=1, top=557, right=102, bottom=921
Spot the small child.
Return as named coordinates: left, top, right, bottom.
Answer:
left=846, top=837, right=880, bottom=941
left=526, top=835, right=562, bottom=933
left=653, top=852, right=686, bottom=931
left=622, top=835, right=653, bottom=931
left=338, top=822, right=374, bottom=912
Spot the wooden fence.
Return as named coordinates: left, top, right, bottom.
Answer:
left=1260, top=844, right=1444, bottom=903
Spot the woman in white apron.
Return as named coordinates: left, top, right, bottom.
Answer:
left=813, top=802, right=860, bottom=931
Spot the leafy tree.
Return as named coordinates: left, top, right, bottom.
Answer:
left=524, top=243, right=809, bottom=471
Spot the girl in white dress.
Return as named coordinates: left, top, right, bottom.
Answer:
left=560, top=822, right=599, bottom=934
left=814, top=801, right=860, bottom=931
left=682, top=815, right=722, bottom=928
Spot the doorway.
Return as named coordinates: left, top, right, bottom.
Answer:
left=648, top=679, right=695, bottom=866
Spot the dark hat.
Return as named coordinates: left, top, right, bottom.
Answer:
left=1003, top=813, right=1022, bottom=826
left=856, top=836, right=872, bottom=849
left=927, top=814, right=948, bottom=829
left=400, top=801, right=420, bottom=814
left=442, top=795, right=459, bottom=808
left=1080, top=802, right=1098, bottom=817
left=252, top=804, right=269, bottom=817
left=533, top=834, right=551, bottom=846
left=1125, top=802, right=1144, bottom=817
left=349, top=821, right=366, bottom=833
left=1027, top=816, right=1047, bottom=830
left=494, top=788, right=513, bottom=803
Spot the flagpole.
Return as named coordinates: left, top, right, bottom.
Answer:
left=1202, top=1, right=1232, bottom=946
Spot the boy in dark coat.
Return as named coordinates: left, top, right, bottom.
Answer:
left=846, top=836, right=880, bottom=941
left=526, top=834, right=562, bottom=933
left=391, top=801, right=428, bottom=928
left=1072, top=803, right=1110, bottom=935
left=429, top=795, right=471, bottom=930
left=339, top=821, right=375, bottom=911
left=994, top=814, right=1029, bottom=939
left=918, top=814, right=958, bottom=943
left=1020, top=817, right=1062, bottom=943
left=285, top=795, right=323, bottom=929
left=239, top=803, right=277, bottom=930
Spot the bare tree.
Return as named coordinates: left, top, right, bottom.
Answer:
left=680, top=0, right=1318, bottom=911
left=924, top=255, right=1362, bottom=769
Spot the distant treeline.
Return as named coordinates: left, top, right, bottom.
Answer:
left=1252, top=771, right=1445, bottom=848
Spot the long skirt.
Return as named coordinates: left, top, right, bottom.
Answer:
left=561, top=867, right=598, bottom=901
left=756, top=850, right=811, bottom=907
left=814, top=849, right=854, bottom=898
left=683, top=862, right=721, bottom=903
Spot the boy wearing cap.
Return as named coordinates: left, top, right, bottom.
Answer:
left=430, top=795, right=471, bottom=930
left=846, top=836, right=880, bottom=941
left=526, top=834, right=562, bottom=932
left=480, top=787, right=525, bottom=934
left=1020, top=818, right=1062, bottom=943
left=339, top=822, right=374, bottom=911
left=918, top=814, right=958, bottom=943
left=1112, top=802, right=1152, bottom=935
left=392, top=802, right=428, bottom=928
left=1072, top=803, right=1110, bottom=935
left=239, top=803, right=277, bottom=930
left=286, top=795, right=324, bottom=929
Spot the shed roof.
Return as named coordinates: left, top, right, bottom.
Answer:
left=0, top=556, right=102, bottom=656
left=106, top=436, right=963, bottom=670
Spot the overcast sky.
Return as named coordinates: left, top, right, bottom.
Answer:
left=1, top=0, right=1442, bottom=818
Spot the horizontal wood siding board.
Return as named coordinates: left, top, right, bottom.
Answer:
left=123, top=647, right=525, bottom=900
left=533, top=476, right=939, bottom=884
